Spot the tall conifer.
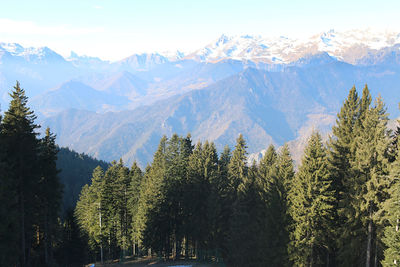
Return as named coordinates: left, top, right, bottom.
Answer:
left=288, top=132, right=335, bottom=266
left=354, top=96, right=390, bottom=267
left=1, top=81, right=41, bottom=266
left=37, top=128, right=62, bottom=265
left=382, top=134, right=400, bottom=266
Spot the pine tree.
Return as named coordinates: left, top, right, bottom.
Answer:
left=185, top=141, right=218, bottom=259
left=226, top=134, right=250, bottom=265
left=113, top=160, right=131, bottom=258
left=1, top=81, right=41, bottom=266
left=257, top=145, right=279, bottom=264
left=354, top=96, right=391, bottom=267
left=134, top=136, right=168, bottom=256
left=288, top=132, right=335, bottom=266
left=128, top=161, right=143, bottom=256
left=213, top=145, right=231, bottom=260
left=75, top=166, right=105, bottom=262
left=328, top=86, right=360, bottom=264
left=260, top=144, right=294, bottom=266
left=276, top=144, right=295, bottom=265
left=228, top=163, right=264, bottom=266
left=382, top=138, right=400, bottom=266
left=277, top=144, right=295, bottom=194
left=0, top=107, right=20, bottom=266
left=98, top=160, right=128, bottom=259
left=228, top=134, right=248, bottom=193
left=329, top=85, right=373, bottom=266
left=37, top=128, right=62, bottom=265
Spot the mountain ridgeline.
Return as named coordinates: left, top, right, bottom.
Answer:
left=1, top=30, right=400, bottom=167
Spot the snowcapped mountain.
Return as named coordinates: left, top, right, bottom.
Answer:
left=116, top=53, right=169, bottom=71
left=0, top=42, right=65, bottom=63
left=2, top=29, right=400, bottom=68
left=186, top=29, right=400, bottom=64
left=2, top=29, right=400, bottom=166
left=67, top=51, right=110, bottom=70
left=159, top=50, right=185, bottom=61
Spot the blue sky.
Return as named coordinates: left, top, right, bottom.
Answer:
left=0, top=0, right=399, bottom=60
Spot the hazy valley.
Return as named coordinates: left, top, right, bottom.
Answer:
left=1, top=29, right=400, bottom=166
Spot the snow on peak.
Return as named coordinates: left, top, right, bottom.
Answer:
left=0, top=43, right=64, bottom=62
left=187, top=29, right=400, bottom=64
left=159, top=50, right=185, bottom=61
left=0, top=42, right=25, bottom=54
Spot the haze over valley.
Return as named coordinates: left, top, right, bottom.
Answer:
left=2, top=29, right=399, bottom=166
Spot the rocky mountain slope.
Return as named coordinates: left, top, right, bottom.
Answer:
left=1, top=29, right=399, bottom=166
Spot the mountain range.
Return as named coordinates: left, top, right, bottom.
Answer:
left=0, top=29, right=399, bottom=167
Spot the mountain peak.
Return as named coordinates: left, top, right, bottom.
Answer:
left=216, top=34, right=231, bottom=46
left=186, top=29, right=400, bottom=64
left=0, top=42, right=25, bottom=54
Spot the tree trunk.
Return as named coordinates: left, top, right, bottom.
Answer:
left=326, top=250, right=330, bottom=267
left=44, top=212, right=49, bottom=265
left=374, top=236, right=378, bottom=267
left=366, top=219, right=373, bottom=267
left=185, top=235, right=189, bottom=260
left=395, top=217, right=399, bottom=265
left=176, top=240, right=181, bottom=260
left=20, top=192, right=26, bottom=266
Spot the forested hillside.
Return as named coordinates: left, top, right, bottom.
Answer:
left=57, top=147, right=109, bottom=214
left=75, top=85, right=400, bottom=266
left=0, top=83, right=107, bottom=266
left=1, top=81, right=400, bottom=267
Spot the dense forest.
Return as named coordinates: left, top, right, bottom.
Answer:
left=74, top=85, right=400, bottom=266
left=0, top=82, right=108, bottom=266
left=1, top=81, right=400, bottom=267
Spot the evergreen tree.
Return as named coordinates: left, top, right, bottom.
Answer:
left=134, top=136, right=168, bottom=256
left=277, top=144, right=295, bottom=194
left=382, top=138, right=400, bottom=266
left=258, top=144, right=294, bottom=266
left=185, top=141, right=218, bottom=259
left=0, top=106, right=20, bottom=266
left=128, top=161, right=143, bottom=256
left=288, top=132, right=335, bottom=266
left=257, top=145, right=279, bottom=264
left=228, top=163, right=264, bottom=266
left=276, top=144, right=295, bottom=265
left=113, top=160, right=131, bottom=258
left=37, top=128, right=62, bottom=265
left=228, top=134, right=248, bottom=193
left=226, top=134, right=250, bottom=265
left=213, top=145, right=231, bottom=260
left=328, top=86, right=361, bottom=265
left=354, top=96, right=391, bottom=267
left=75, top=166, right=105, bottom=262
left=1, top=81, right=41, bottom=266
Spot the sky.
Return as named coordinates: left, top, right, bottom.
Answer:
left=0, top=0, right=399, bottom=61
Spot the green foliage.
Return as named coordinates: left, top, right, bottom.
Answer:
left=0, top=82, right=63, bottom=266
left=288, top=132, right=335, bottom=266
left=382, top=139, right=400, bottom=266
left=69, top=84, right=400, bottom=267
left=228, top=134, right=248, bottom=193
left=128, top=161, right=143, bottom=252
